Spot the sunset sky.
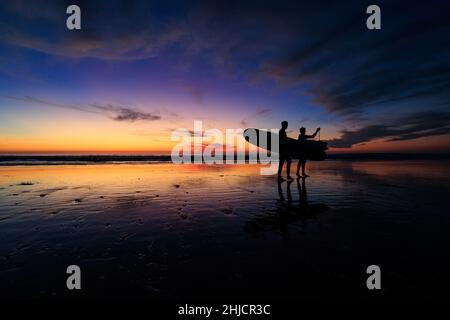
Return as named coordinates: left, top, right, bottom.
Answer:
left=1, top=0, right=450, bottom=154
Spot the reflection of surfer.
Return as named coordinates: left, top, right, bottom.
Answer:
left=277, top=121, right=293, bottom=181
left=279, top=177, right=307, bottom=205
left=297, top=176, right=307, bottom=206
left=296, top=127, right=320, bottom=178
left=244, top=177, right=326, bottom=237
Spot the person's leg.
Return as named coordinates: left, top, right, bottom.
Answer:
left=296, top=160, right=301, bottom=176
left=278, top=157, right=285, bottom=179
left=286, top=158, right=292, bottom=179
left=302, top=160, right=309, bottom=177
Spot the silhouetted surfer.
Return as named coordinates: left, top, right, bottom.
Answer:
left=277, top=121, right=292, bottom=181
left=296, top=127, right=320, bottom=177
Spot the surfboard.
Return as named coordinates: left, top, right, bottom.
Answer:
left=243, top=128, right=328, bottom=161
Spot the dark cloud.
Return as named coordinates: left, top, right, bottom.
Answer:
left=328, top=110, right=450, bottom=148
left=90, top=104, right=160, bottom=122
left=113, top=110, right=160, bottom=122
left=0, top=0, right=187, bottom=60
left=1, top=95, right=161, bottom=122
left=254, top=1, right=450, bottom=118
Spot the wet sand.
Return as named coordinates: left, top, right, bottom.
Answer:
left=1, top=160, right=450, bottom=299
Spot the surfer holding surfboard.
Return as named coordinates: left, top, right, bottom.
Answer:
left=296, top=127, right=320, bottom=178
left=277, top=121, right=292, bottom=181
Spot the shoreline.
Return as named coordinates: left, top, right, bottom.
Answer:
left=1, top=153, right=450, bottom=166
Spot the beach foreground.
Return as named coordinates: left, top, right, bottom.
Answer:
left=1, top=160, right=449, bottom=299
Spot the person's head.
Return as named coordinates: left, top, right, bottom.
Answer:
left=281, top=121, right=288, bottom=129
left=300, top=127, right=306, bottom=134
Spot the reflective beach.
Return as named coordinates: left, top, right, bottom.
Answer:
left=1, top=160, right=450, bottom=299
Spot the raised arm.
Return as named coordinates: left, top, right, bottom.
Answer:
left=305, top=128, right=320, bottom=139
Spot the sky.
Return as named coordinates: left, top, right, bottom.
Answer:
left=0, top=0, right=450, bottom=154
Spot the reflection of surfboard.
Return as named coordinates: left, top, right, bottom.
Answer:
left=243, top=128, right=328, bottom=161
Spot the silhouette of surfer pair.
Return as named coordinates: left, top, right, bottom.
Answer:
left=277, top=121, right=320, bottom=181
